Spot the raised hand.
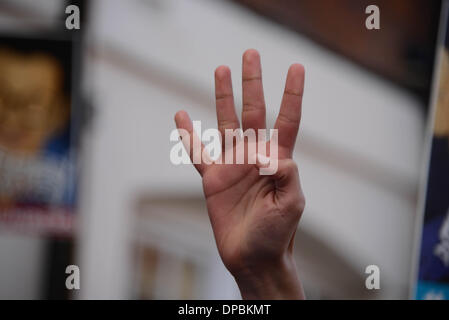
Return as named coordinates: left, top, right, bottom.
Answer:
left=175, top=49, right=306, bottom=299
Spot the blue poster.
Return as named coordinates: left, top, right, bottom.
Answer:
left=415, top=3, right=449, bottom=300
left=0, top=36, right=77, bottom=236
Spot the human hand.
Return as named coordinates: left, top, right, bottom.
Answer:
left=175, top=49, right=305, bottom=299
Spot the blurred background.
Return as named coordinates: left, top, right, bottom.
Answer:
left=0, top=0, right=445, bottom=299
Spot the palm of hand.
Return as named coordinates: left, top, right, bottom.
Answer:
left=175, top=49, right=305, bottom=275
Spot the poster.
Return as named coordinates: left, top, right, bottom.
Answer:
left=415, top=3, right=449, bottom=300
left=0, top=35, right=77, bottom=235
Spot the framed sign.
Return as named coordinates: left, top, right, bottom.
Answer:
left=0, top=33, right=82, bottom=236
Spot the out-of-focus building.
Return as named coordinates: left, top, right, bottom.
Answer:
left=0, top=0, right=441, bottom=299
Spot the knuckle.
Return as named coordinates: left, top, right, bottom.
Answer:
left=284, top=195, right=305, bottom=219
left=284, top=89, right=303, bottom=97
left=284, top=159, right=298, bottom=173
left=242, top=102, right=265, bottom=113
left=218, top=119, right=238, bottom=128
left=276, top=112, right=300, bottom=125
left=215, top=93, right=233, bottom=100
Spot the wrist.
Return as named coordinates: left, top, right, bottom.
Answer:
left=232, top=253, right=305, bottom=300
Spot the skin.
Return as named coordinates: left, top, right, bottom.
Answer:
left=175, top=49, right=306, bottom=299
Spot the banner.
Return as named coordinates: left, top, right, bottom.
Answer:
left=415, top=2, right=449, bottom=300
left=0, top=35, right=78, bottom=236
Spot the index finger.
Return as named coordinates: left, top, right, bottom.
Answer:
left=174, top=110, right=211, bottom=176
